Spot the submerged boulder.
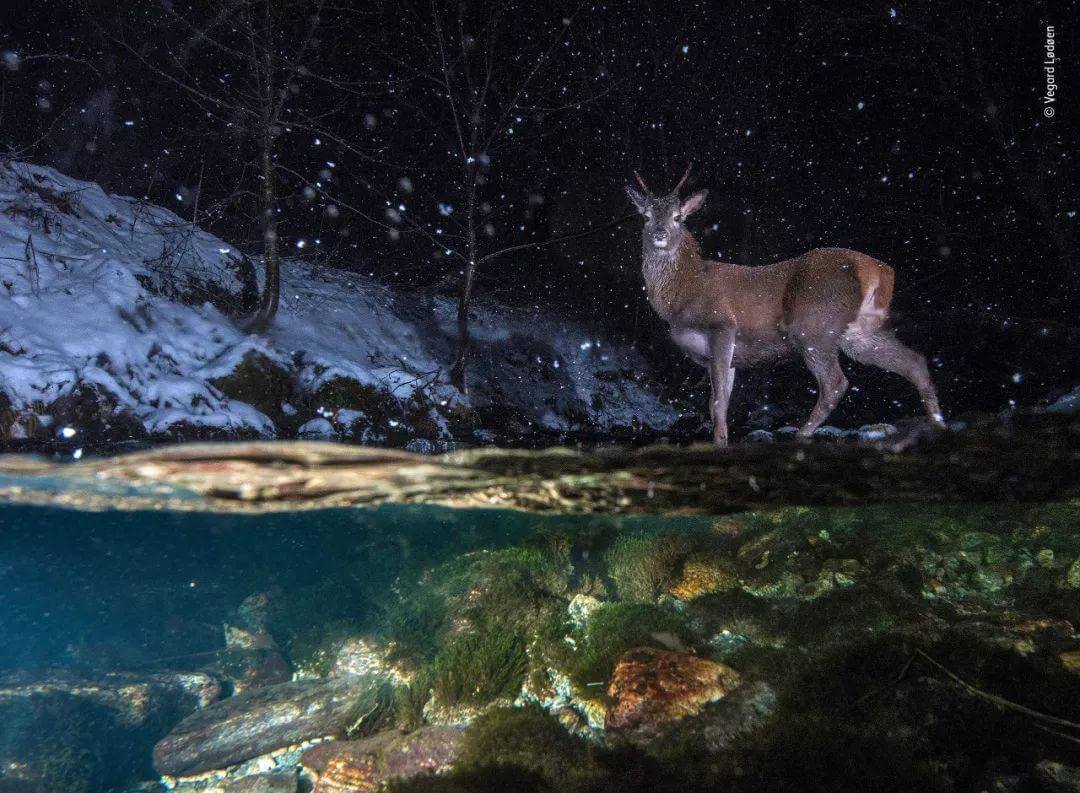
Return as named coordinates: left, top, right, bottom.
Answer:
left=605, top=647, right=741, bottom=733
left=153, top=675, right=386, bottom=777
left=300, top=726, right=464, bottom=792
left=0, top=669, right=220, bottom=792
left=216, top=773, right=299, bottom=793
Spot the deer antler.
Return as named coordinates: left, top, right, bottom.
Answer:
left=673, top=163, right=692, bottom=193
left=633, top=171, right=649, bottom=192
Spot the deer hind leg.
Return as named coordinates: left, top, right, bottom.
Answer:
left=841, top=328, right=945, bottom=426
left=797, top=345, right=848, bottom=438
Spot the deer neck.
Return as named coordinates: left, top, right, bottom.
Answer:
left=642, top=232, right=702, bottom=322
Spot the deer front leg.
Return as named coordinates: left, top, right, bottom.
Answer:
left=707, top=327, right=736, bottom=447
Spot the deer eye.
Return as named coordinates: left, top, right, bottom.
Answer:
left=673, top=213, right=683, bottom=223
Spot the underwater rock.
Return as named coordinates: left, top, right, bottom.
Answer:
left=218, top=773, right=299, bottom=793
left=645, top=680, right=778, bottom=754
left=1060, top=650, right=1080, bottom=676
left=422, top=698, right=511, bottom=727
left=1064, top=558, right=1080, bottom=590
left=153, top=676, right=384, bottom=777
left=694, top=680, right=777, bottom=753
left=330, top=637, right=409, bottom=685
left=300, top=726, right=463, bottom=792
left=667, top=554, right=739, bottom=601
left=1035, top=760, right=1080, bottom=792
left=237, top=592, right=273, bottom=634
left=605, top=647, right=741, bottom=733
left=567, top=594, right=603, bottom=629
left=222, top=620, right=291, bottom=694
left=0, top=669, right=220, bottom=727
left=0, top=670, right=220, bottom=792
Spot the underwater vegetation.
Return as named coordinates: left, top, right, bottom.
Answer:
left=569, top=602, right=696, bottom=688
left=430, top=632, right=528, bottom=708
left=2, top=500, right=1080, bottom=791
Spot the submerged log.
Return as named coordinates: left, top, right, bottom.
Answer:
left=0, top=414, right=1077, bottom=515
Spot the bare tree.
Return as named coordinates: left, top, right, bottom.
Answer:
left=363, top=2, right=595, bottom=394
left=93, top=0, right=331, bottom=332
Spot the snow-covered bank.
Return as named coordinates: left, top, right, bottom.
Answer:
left=0, top=161, right=677, bottom=449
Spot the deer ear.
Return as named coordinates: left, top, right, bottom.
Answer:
left=626, top=185, right=649, bottom=213
left=680, top=189, right=708, bottom=217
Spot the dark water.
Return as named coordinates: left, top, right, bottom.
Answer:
left=1, top=501, right=1078, bottom=793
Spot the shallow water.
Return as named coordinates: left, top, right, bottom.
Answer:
left=0, top=504, right=699, bottom=673
left=1, top=491, right=1078, bottom=793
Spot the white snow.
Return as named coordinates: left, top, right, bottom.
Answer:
left=0, top=161, right=676, bottom=442
left=1045, top=386, right=1080, bottom=415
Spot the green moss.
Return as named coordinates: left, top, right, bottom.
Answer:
left=0, top=693, right=170, bottom=793
left=385, top=540, right=571, bottom=670
left=431, top=630, right=528, bottom=707
left=463, top=546, right=571, bottom=632
left=458, top=705, right=591, bottom=780
left=313, top=376, right=399, bottom=434
left=570, top=602, right=695, bottom=688
left=393, top=670, right=433, bottom=730
left=387, top=766, right=547, bottom=793
left=209, top=351, right=293, bottom=423
left=385, top=584, right=449, bottom=663
left=342, top=680, right=396, bottom=738
left=604, top=531, right=692, bottom=602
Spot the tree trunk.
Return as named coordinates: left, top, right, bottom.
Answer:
left=245, top=97, right=280, bottom=333
left=449, top=167, right=478, bottom=394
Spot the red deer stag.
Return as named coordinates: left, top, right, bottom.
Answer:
left=626, top=168, right=945, bottom=446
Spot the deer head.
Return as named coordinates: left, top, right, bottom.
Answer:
left=626, top=166, right=707, bottom=254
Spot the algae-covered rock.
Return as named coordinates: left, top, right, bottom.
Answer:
left=301, top=726, right=463, bottom=792
left=1035, top=760, right=1080, bottom=793
left=453, top=706, right=591, bottom=783
left=0, top=670, right=221, bottom=793
left=605, top=647, right=741, bottom=733
left=569, top=602, right=697, bottom=689
left=668, top=554, right=739, bottom=601
left=566, top=594, right=603, bottom=629
left=1060, top=650, right=1080, bottom=676
left=419, top=631, right=528, bottom=725
left=331, top=637, right=410, bottom=685
left=153, top=676, right=387, bottom=777
left=1064, top=558, right=1080, bottom=590
left=218, top=774, right=299, bottom=793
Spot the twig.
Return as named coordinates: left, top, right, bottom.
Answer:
left=914, top=649, right=1080, bottom=734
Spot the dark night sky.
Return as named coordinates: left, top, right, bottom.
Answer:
left=1, top=0, right=1076, bottom=420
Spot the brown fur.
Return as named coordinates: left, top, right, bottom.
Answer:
left=628, top=179, right=944, bottom=446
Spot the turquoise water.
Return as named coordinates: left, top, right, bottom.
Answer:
left=0, top=505, right=675, bottom=672
left=1, top=500, right=1078, bottom=792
